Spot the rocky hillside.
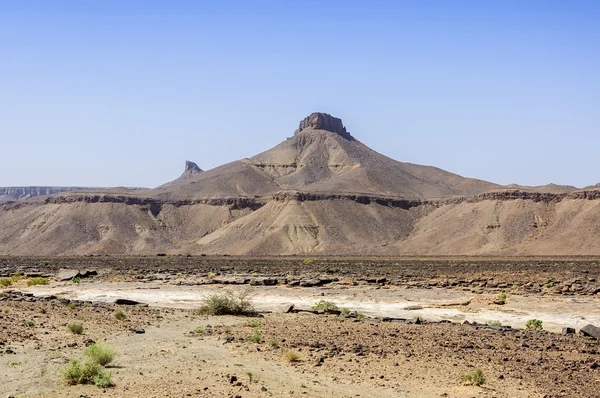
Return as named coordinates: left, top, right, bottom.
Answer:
left=0, top=112, right=598, bottom=256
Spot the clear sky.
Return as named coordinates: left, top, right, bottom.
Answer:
left=1, top=1, right=598, bottom=188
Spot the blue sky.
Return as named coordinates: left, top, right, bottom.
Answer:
left=1, top=1, right=599, bottom=188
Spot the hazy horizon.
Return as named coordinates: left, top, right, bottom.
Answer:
left=2, top=1, right=599, bottom=188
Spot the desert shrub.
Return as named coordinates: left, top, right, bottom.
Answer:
left=339, top=308, right=350, bottom=316
left=495, top=293, right=507, bottom=304
left=461, top=368, right=486, bottom=386
left=39, top=307, right=47, bottom=314
left=68, top=302, right=77, bottom=310
left=68, top=322, right=84, bottom=335
left=0, top=278, right=12, bottom=287
left=247, top=328, right=262, bottom=343
left=207, top=272, right=216, bottom=279
left=27, top=277, right=49, bottom=286
left=268, top=339, right=279, bottom=348
left=60, top=358, right=112, bottom=386
left=489, top=320, right=502, bottom=326
left=114, top=310, right=126, bottom=321
left=283, top=349, right=302, bottom=363
left=93, top=371, right=114, bottom=387
left=24, top=320, right=35, bottom=327
left=526, top=319, right=543, bottom=331
left=10, top=273, right=22, bottom=282
left=196, top=289, right=256, bottom=316
left=245, top=319, right=259, bottom=327
left=84, top=343, right=116, bottom=366
left=71, top=276, right=81, bottom=284
left=302, top=259, right=314, bottom=265
left=312, top=300, right=339, bottom=312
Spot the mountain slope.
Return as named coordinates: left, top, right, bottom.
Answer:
left=1, top=112, right=599, bottom=256
left=152, top=113, right=500, bottom=200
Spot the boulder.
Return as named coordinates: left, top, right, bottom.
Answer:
left=56, top=269, right=80, bottom=281
left=580, top=324, right=600, bottom=339
left=114, top=298, right=147, bottom=306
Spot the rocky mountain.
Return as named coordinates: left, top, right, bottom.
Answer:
left=1, top=112, right=599, bottom=256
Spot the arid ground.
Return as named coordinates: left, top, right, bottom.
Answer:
left=1, top=256, right=599, bottom=397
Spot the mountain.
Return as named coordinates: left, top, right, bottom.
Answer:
left=151, top=113, right=500, bottom=200
left=1, top=112, right=599, bottom=256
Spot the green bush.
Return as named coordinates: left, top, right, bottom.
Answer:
left=60, top=358, right=112, bottom=387
left=93, top=371, right=113, bottom=387
left=24, top=320, right=35, bottom=327
left=68, top=322, right=84, bottom=335
left=196, top=289, right=256, bottom=316
left=495, top=293, right=507, bottom=304
left=114, top=310, right=126, bottom=321
left=247, top=328, right=262, bottom=343
left=312, top=300, right=339, bottom=312
left=461, top=368, right=486, bottom=386
left=39, top=307, right=47, bottom=314
left=0, top=278, right=12, bottom=287
left=302, top=259, right=314, bottom=265
left=526, top=319, right=543, bottom=331
left=27, top=277, right=49, bottom=286
left=84, top=343, right=116, bottom=366
left=489, top=320, right=502, bottom=326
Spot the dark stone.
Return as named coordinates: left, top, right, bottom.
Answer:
left=114, top=298, right=147, bottom=306
left=80, top=269, right=98, bottom=278
left=294, top=112, right=352, bottom=139
left=580, top=324, right=600, bottom=339
left=56, top=269, right=80, bottom=281
left=562, top=327, right=576, bottom=335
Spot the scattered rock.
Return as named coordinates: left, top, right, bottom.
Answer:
left=562, top=327, right=576, bottom=335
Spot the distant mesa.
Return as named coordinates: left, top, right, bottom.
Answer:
left=294, top=112, right=351, bottom=139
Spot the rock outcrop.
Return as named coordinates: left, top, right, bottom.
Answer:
left=179, top=161, right=203, bottom=180
left=294, top=112, right=351, bottom=138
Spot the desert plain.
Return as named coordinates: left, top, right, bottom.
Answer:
left=1, top=256, right=599, bottom=398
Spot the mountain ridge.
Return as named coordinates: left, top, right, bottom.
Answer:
left=1, top=112, right=599, bottom=256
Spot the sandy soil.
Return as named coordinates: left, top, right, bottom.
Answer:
left=1, top=257, right=600, bottom=397
left=1, top=296, right=599, bottom=397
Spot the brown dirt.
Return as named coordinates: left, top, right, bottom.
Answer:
left=2, top=298, right=599, bottom=397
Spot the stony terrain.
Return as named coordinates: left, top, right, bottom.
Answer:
left=3, top=256, right=600, bottom=298
left=1, top=257, right=599, bottom=398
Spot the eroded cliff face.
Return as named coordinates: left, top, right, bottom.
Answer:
left=2, top=188, right=600, bottom=255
